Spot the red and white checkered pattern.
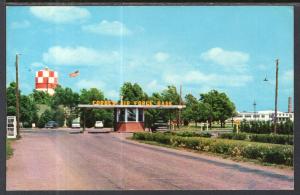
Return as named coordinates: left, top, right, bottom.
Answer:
left=35, top=68, right=58, bottom=95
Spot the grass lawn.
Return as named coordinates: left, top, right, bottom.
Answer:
left=6, top=139, right=14, bottom=160
left=179, top=126, right=233, bottom=131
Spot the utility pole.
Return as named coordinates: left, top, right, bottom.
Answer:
left=178, top=84, right=182, bottom=127
left=15, top=54, right=21, bottom=138
left=274, top=59, right=279, bottom=134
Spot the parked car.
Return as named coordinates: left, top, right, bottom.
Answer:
left=95, top=121, right=104, bottom=128
left=44, top=121, right=58, bottom=128
left=72, top=121, right=80, bottom=128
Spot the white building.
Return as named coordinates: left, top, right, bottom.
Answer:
left=233, top=110, right=294, bottom=123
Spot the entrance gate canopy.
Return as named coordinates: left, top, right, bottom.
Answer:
left=78, top=104, right=186, bottom=132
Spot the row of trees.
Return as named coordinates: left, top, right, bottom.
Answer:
left=6, top=81, right=237, bottom=129
left=240, top=120, right=293, bottom=135
left=181, top=90, right=236, bottom=128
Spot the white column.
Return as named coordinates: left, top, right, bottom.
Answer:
left=143, top=109, right=145, bottom=122
left=136, top=108, right=139, bottom=122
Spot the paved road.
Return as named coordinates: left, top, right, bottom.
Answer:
left=7, top=129, right=294, bottom=190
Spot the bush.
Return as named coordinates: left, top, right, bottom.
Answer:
left=132, top=132, right=293, bottom=166
left=170, top=131, right=212, bottom=138
left=220, top=133, right=248, bottom=140
left=249, top=134, right=293, bottom=145
left=219, top=133, right=293, bottom=145
left=240, top=120, right=293, bottom=135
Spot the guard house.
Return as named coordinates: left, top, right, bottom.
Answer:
left=78, top=104, right=186, bottom=132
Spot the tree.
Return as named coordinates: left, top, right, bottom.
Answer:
left=182, top=94, right=211, bottom=126
left=52, top=85, right=79, bottom=108
left=161, top=85, right=182, bottom=127
left=53, top=106, right=65, bottom=127
left=37, top=109, right=53, bottom=128
left=20, top=95, right=38, bottom=127
left=200, top=90, right=236, bottom=128
left=51, top=85, right=80, bottom=126
left=182, top=94, right=198, bottom=125
left=79, top=88, right=104, bottom=104
left=79, top=88, right=112, bottom=128
left=120, top=82, right=148, bottom=101
left=31, top=90, right=52, bottom=105
left=161, top=85, right=180, bottom=104
left=7, top=82, right=38, bottom=127
left=144, top=92, right=164, bottom=128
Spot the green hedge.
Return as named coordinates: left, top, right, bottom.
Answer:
left=165, top=131, right=212, bottom=138
left=219, top=133, right=293, bottom=145
left=132, top=132, right=293, bottom=166
left=240, top=120, right=293, bottom=135
left=220, top=133, right=248, bottom=140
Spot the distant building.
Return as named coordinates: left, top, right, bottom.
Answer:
left=35, top=67, right=58, bottom=96
left=233, top=110, right=294, bottom=123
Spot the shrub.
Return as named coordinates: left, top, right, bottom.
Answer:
left=220, top=133, right=293, bottom=145
left=220, top=133, right=248, bottom=140
left=170, top=131, right=212, bottom=138
left=240, top=120, right=293, bottom=135
left=249, top=134, right=293, bottom=145
left=132, top=132, right=293, bottom=166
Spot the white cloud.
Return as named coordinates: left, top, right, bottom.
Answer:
left=43, top=46, right=120, bottom=66
left=164, top=70, right=253, bottom=87
left=200, top=47, right=249, bottom=71
left=282, top=69, right=293, bottom=84
left=146, top=80, right=164, bottom=93
left=11, top=20, right=30, bottom=29
left=257, top=64, right=268, bottom=70
left=30, top=62, right=46, bottom=68
left=82, top=20, right=131, bottom=36
left=29, top=6, right=90, bottom=24
left=282, top=69, right=294, bottom=88
left=76, top=79, right=105, bottom=89
left=106, top=90, right=119, bottom=100
left=154, top=52, right=170, bottom=62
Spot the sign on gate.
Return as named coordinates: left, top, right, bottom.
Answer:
left=7, top=116, right=17, bottom=139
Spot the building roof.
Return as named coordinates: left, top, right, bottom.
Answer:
left=78, top=104, right=186, bottom=109
left=237, top=110, right=293, bottom=114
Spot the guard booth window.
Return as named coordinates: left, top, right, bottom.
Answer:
left=127, top=108, right=136, bottom=121
left=119, top=109, right=125, bottom=122
left=138, top=109, right=144, bottom=122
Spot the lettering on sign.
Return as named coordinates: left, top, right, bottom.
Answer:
left=92, top=100, right=172, bottom=106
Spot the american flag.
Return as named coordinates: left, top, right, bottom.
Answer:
left=69, top=70, right=79, bottom=77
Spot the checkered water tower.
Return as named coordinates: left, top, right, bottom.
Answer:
left=35, top=67, right=58, bottom=95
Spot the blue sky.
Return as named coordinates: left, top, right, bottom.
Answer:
left=6, top=6, right=294, bottom=112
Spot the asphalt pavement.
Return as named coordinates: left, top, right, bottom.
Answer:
left=6, top=129, right=294, bottom=190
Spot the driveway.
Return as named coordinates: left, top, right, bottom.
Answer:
left=6, top=129, right=294, bottom=190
